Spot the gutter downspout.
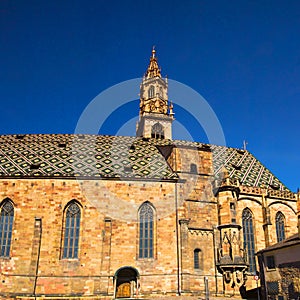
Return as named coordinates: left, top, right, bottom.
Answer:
left=212, top=226, right=218, bottom=296
left=33, top=217, right=42, bottom=299
left=107, top=219, right=112, bottom=296
left=175, top=182, right=181, bottom=296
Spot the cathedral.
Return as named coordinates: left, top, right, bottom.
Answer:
left=0, top=49, right=299, bottom=299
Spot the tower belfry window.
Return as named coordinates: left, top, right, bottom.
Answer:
left=159, top=87, right=163, bottom=98
left=151, top=122, right=164, bottom=139
left=148, top=85, right=155, bottom=98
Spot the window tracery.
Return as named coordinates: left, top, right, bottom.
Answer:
left=148, top=85, right=155, bottom=98
left=62, top=201, right=81, bottom=259
left=0, top=199, right=14, bottom=257
left=139, top=202, right=154, bottom=258
left=151, top=122, right=164, bottom=139
left=275, top=211, right=285, bottom=242
left=242, top=208, right=256, bottom=273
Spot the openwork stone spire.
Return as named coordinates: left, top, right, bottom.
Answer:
left=145, top=47, right=161, bottom=79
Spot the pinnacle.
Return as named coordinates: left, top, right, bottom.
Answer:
left=145, top=47, right=161, bottom=79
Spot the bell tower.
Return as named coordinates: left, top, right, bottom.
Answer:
left=136, top=48, right=174, bottom=139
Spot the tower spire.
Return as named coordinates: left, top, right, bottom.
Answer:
left=145, top=46, right=161, bottom=79
left=136, top=48, right=174, bottom=140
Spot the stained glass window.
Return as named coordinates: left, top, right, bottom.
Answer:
left=242, top=208, right=256, bottom=273
left=0, top=200, right=14, bottom=257
left=139, top=202, right=154, bottom=258
left=63, top=202, right=80, bottom=259
left=275, top=212, right=285, bottom=242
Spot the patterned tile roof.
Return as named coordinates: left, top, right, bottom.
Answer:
left=0, top=134, right=177, bottom=181
left=171, top=139, right=290, bottom=191
left=0, top=134, right=291, bottom=192
left=210, top=145, right=290, bottom=191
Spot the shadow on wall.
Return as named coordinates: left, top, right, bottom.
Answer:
left=288, top=281, right=300, bottom=300
left=240, top=286, right=261, bottom=300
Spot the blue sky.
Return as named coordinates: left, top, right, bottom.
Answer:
left=1, top=0, right=299, bottom=191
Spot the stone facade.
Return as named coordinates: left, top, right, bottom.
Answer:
left=0, top=50, right=298, bottom=299
left=0, top=179, right=179, bottom=298
left=0, top=145, right=298, bottom=299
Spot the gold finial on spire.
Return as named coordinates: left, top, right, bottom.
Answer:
left=145, top=47, right=161, bottom=79
left=152, top=45, right=156, bottom=58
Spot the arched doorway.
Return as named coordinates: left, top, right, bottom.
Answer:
left=115, top=266, right=139, bottom=298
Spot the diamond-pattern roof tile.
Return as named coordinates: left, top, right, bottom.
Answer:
left=0, top=134, right=291, bottom=191
left=0, top=134, right=177, bottom=181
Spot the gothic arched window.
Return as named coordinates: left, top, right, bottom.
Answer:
left=275, top=212, right=285, bottom=242
left=62, top=201, right=81, bottom=259
left=139, top=202, right=154, bottom=258
left=242, top=208, right=256, bottom=273
left=148, top=85, right=155, bottom=98
left=0, top=199, right=14, bottom=257
left=159, top=87, right=163, bottom=98
left=151, top=122, right=164, bottom=139
left=194, top=248, right=202, bottom=269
